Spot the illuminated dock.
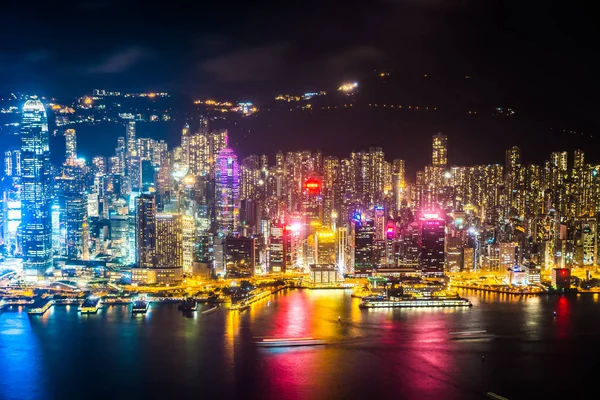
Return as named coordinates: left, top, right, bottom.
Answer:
left=132, top=297, right=149, bottom=314
left=28, top=298, right=54, bottom=315
left=79, top=296, right=102, bottom=314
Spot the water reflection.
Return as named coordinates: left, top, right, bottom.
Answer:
left=1, top=290, right=600, bottom=400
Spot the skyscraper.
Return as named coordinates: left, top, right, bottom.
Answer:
left=64, top=129, right=77, bottom=161
left=20, top=97, right=53, bottom=279
left=65, top=194, right=89, bottom=260
left=419, top=212, right=445, bottom=276
left=155, top=213, right=183, bottom=268
left=432, top=133, right=448, bottom=167
left=4, top=151, right=12, bottom=176
left=392, top=159, right=405, bottom=213
left=126, top=122, right=137, bottom=157
left=224, top=236, right=256, bottom=276
left=353, top=216, right=375, bottom=276
left=136, top=194, right=156, bottom=267
left=215, top=147, right=240, bottom=235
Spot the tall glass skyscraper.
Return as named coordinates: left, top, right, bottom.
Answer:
left=20, top=97, right=53, bottom=279
left=215, top=147, right=239, bottom=235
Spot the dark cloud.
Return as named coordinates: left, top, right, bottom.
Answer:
left=0, top=50, right=52, bottom=72
left=199, top=42, right=290, bottom=82
left=87, top=47, right=151, bottom=74
left=326, top=46, right=384, bottom=71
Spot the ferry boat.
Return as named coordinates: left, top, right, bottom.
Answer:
left=359, top=296, right=472, bottom=308
left=132, top=297, right=149, bottom=314
left=201, top=305, right=219, bottom=315
left=79, top=296, right=103, bottom=314
left=28, top=298, right=55, bottom=315
left=254, top=337, right=326, bottom=348
left=178, top=297, right=198, bottom=312
left=230, top=301, right=250, bottom=311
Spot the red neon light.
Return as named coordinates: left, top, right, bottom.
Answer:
left=304, top=179, right=321, bottom=194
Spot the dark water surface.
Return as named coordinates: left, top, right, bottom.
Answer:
left=2, top=289, right=600, bottom=400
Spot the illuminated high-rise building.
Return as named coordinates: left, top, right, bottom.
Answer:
left=240, top=155, right=260, bottom=201
left=20, top=97, right=53, bottom=279
left=136, top=194, right=156, bottom=267
left=4, top=151, right=12, bottom=177
left=269, top=222, right=287, bottom=273
left=337, top=226, right=348, bottom=274
left=156, top=213, right=183, bottom=268
left=573, top=149, right=585, bottom=170
left=392, top=159, right=405, bottom=213
left=315, top=229, right=336, bottom=265
left=498, top=241, right=517, bottom=268
left=115, top=136, right=126, bottom=175
left=210, top=130, right=228, bottom=170
left=432, top=133, right=448, bottom=166
left=302, top=177, right=323, bottom=228
left=137, top=137, right=153, bottom=161
left=188, top=133, right=209, bottom=176
left=65, top=194, right=89, bottom=260
left=506, top=146, right=521, bottom=175
left=215, top=147, right=240, bottom=235
left=550, top=151, right=568, bottom=173
left=128, top=156, right=142, bottom=191
left=353, top=215, right=375, bottom=276
left=2, top=186, right=22, bottom=256
left=181, top=123, right=190, bottom=169
left=92, top=156, right=106, bottom=176
left=182, top=215, right=195, bottom=274
left=419, top=212, right=445, bottom=276
left=13, top=150, right=21, bottom=177
left=64, top=128, right=77, bottom=161
left=225, top=236, right=256, bottom=276
left=109, top=215, right=130, bottom=260
left=126, top=121, right=137, bottom=156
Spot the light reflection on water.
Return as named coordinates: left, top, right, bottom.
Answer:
left=1, top=289, right=600, bottom=400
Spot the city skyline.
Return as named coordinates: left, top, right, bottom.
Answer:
left=2, top=3, right=600, bottom=399
left=3, top=95, right=599, bottom=281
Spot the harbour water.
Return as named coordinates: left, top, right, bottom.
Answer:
left=1, top=289, right=600, bottom=400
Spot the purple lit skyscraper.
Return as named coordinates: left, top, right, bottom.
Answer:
left=215, top=147, right=240, bottom=235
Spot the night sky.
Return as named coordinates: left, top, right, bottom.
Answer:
left=1, top=0, right=598, bottom=169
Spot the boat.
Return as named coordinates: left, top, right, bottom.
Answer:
left=361, top=295, right=386, bottom=301
left=254, top=337, right=326, bottom=347
left=449, top=330, right=494, bottom=341
left=132, top=297, right=149, bottom=314
left=230, top=301, right=250, bottom=311
left=79, top=296, right=103, bottom=314
left=201, top=305, right=219, bottom=315
left=28, top=298, right=54, bottom=315
left=359, top=296, right=472, bottom=308
left=178, top=297, right=198, bottom=312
